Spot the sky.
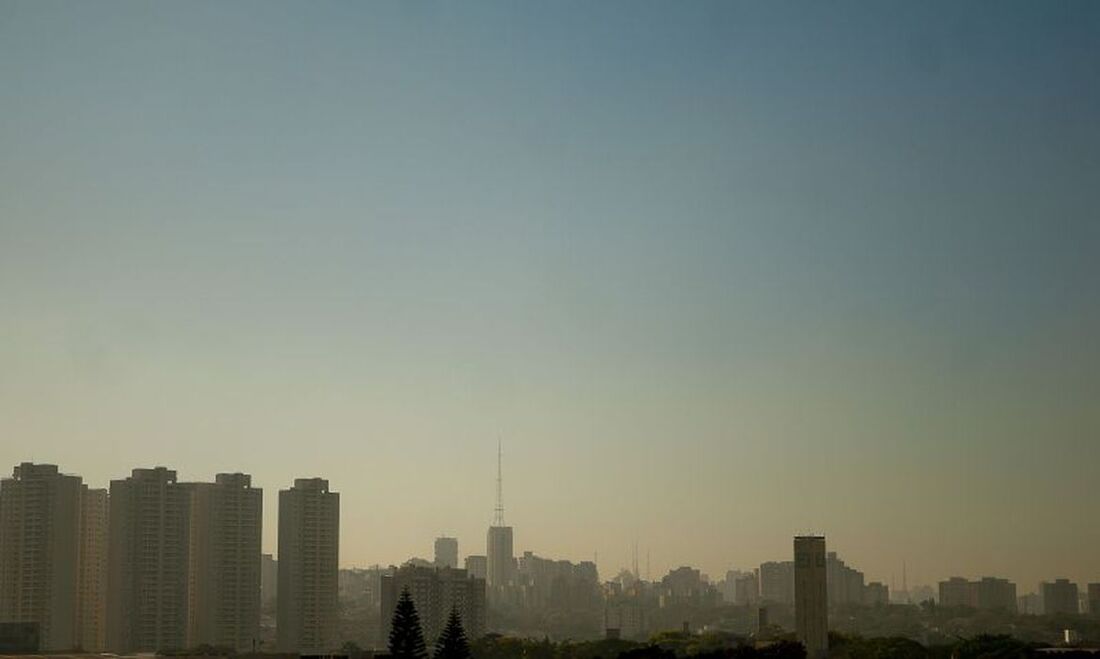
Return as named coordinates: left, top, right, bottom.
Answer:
left=1, top=0, right=1098, bottom=592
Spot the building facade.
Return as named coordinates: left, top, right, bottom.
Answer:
left=380, top=565, right=486, bottom=644
left=1042, top=579, right=1079, bottom=615
left=107, top=467, right=193, bottom=653
left=0, top=463, right=84, bottom=651
left=794, top=536, right=828, bottom=659
left=186, top=473, right=262, bottom=651
left=486, top=526, right=514, bottom=591
left=77, top=486, right=108, bottom=651
left=938, top=577, right=1016, bottom=612
left=277, top=478, right=339, bottom=654
left=435, top=537, right=459, bottom=569
left=465, top=555, right=487, bottom=581
left=759, top=561, right=795, bottom=605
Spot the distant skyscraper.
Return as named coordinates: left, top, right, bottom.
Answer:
left=794, top=536, right=828, bottom=659
left=0, top=463, right=83, bottom=651
left=1088, top=583, right=1100, bottom=617
left=277, top=478, right=339, bottom=654
left=1041, top=579, right=1079, bottom=615
left=107, top=467, right=192, bottom=653
left=486, top=444, right=514, bottom=591
left=435, top=536, right=459, bottom=569
left=77, top=486, right=109, bottom=652
left=186, top=473, right=262, bottom=651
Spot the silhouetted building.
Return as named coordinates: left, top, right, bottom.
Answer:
left=826, top=552, right=864, bottom=606
left=604, top=599, right=647, bottom=640
left=864, top=582, right=889, bottom=606
left=277, top=478, right=339, bottom=653
left=0, top=463, right=83, bottom=651
left=734, top=571, right=760, bottom=606
left=381, top=565, right=485, bottom=643
left=1042, top=579, right=1079, bottom=615
left=1018, top=592, right=1041, bottom=615
left=486, top=526, right=514, bottom=590
left=107, top=467, right=192, bottom=653
left=794, top=536, right=827, bottom=659
left=659, top=566, right=717, bottom=607
left=185, top=473, right=262, bottom=651
left=938, top=577, right=1016, bottom=612
left=465, top=555, right=487, bottom=581
left=261, top=553, right=278, bottom=607
left=759, top=561, right=795, bottom=605
left=516, top=551, right=600, bottom=611
left=77, top=486, right=108, bottom=651
left=435, top=537, right=459, bottom=569
left=1088, top=583, right=1100, bottom=617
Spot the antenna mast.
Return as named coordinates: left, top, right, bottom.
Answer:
left=493, top=440, right=505, bottom=526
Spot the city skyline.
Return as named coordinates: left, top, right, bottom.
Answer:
left=0, top=458, right=1093, bottom=595
left=2, top=0, right=1099, bottom=602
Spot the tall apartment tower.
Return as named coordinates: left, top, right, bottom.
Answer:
left=186, top=473, right=262, bottom=651
left=77, top=487, right=109, bottom=652
left=0, top=463, right=83, bottom=651
left=435, top=536, right=459, bottom=569
left=794, top=535, right=828, bottom=659
left=277, top=478, right=339, bottom=654
left=107, top=467, right=192, bottom=653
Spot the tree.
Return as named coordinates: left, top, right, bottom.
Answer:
left=435, top=607, right=471, bottom=659
left=390, top=588, right=429, bottom=659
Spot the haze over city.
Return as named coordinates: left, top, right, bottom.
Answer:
left=2, top=0, right=1098, bottom=601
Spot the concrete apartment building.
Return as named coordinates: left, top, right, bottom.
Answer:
left=77, top=486, right=109, bottom=651
left=759, top=561, right=795, bottom=605
left=380, top=565, right=486, bottom=644
left=939, top=577, right=1017, bottom=612
left=0, top=463, right=84, bottom=651
left=794, top=535, right=828, bottom=659
left=261, top=554, right=278, bottom=608
left=464, top=555, right=487, bottom=581
left=107, top=467, right=192, bottom=653
left=1042, top=579, right=1079, bottom=615
left=277, top=478, right=339, bottom=654
left=435, top=536, right=459, bottom=569
left=186, top=473, right=262, bottom=651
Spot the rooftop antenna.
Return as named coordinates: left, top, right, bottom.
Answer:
left=902, top=560, right=908, bottom=601
left=493, top=440, right=505, bottom=526
left=633, top=541, right=639, bottom=579
left=646, top=548, right=651, bottom=581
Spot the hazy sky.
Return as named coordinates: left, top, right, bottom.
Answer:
left=1, top=1, right=1098, bottom=592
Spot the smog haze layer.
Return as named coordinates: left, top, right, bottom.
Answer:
left=1, top=0, right=1098, bottom=591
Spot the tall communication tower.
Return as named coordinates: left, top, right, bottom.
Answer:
left=493, top=440, right=505, bottom=526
